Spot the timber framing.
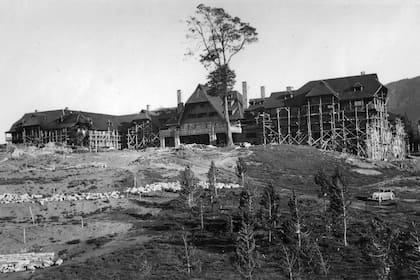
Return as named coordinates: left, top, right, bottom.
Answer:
left=250, top=73, right=407, bottom=160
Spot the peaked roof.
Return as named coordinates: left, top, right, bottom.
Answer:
left=284, top=73, right=385, bottom=107
left=264, top=91, right=294, bottom=109
left=8, top=109, right=150, bottom=133
left=179, top=84, right=244, bottom=124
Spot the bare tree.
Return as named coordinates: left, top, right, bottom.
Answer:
left=186, top=4, right=258, bottom=145
left=178, top=229, right=201, bottom=276
left=328, top=168, right=351, bottom=247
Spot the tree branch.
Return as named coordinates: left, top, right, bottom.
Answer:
left=227, top=37, right=246, bottom=64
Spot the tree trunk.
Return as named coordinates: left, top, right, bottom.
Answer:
left=268, top=198, right=272, bottom=243
left=183, top=234, right=192, bottom=275
left=341, top=189, right=348, bottom=247
left=297, top=221, right=302, bottom=249
left=224, top=95, right=233, bottom=146
left=200, top=200, right=204, bottom=231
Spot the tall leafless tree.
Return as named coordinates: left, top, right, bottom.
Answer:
left=186, top=4, right=258, bottom=145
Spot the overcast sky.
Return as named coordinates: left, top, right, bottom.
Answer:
left=1, top=0, right=419, bottom=143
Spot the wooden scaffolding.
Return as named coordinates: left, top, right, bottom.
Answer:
left=22, top=128, right=69, bottom=146
left=126, top=120, right=160, bottom=150
left=88, top=129, right=121, bottom=152
left=260, top=94, right=407, bottom=160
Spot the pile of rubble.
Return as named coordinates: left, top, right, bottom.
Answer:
left=63, top=162, right=107, bottom=170
left=0, top=193, right=42, bottom=204
left=126, top=181, right=241, bottom=194
left=198, top=181, right=242, bottom=189
left=1, top=182, right=242, bottom=204
left=38, top=191, right=122, bottom=205
left=0, top=191, right=123, bottom=205
left=0, top=252, right=63, bottom=273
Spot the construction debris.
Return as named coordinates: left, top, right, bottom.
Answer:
left=63, top=162, right=107, bottom=170
left=126, top=181, right=241, bottom=194
left=0, top=191, right=123, bottom=205
left=0, top=252, right=62, bottom=273
left=1, top=181, right=242, bottom=205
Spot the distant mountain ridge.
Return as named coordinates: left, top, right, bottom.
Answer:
left=386, top=75, right=420, bottom=131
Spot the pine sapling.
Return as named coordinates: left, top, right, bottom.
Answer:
left=236, top=220, right=258, bottom=280
left=407, top=221, right=420, bottom=277
left=237, top=158, right=256, bottom=223
left=368, top=218, right=400, bottom=280
left=207, top=161, right=218, bottom=205
left=236, top=157, right=247, bottom=187
left=179, top=165, right=200, bottom=208
left=313, top=242, right=329, bottom=277
left=200, top=198, right=204, bottom=231
left=280, top=244, right=298, bottom=280
left=314, top=169, right=331, bottom=233
left=259, top=183, right=280, bottom=243
left=288, top=189, right=305, bottom=250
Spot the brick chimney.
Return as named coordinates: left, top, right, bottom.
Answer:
left=177, top=89, right=184, bottom=113
left=260, top=86, right=266, bottom=99
left=242, top=81, right=248, bottom=109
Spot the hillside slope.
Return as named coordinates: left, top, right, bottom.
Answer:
left=387, top=76, right=420, bottom=129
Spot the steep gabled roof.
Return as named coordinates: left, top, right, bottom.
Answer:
left=178, top=84, right=244, bottom=124
left=181, top=84, right=225, bottom=121
left=284, top=73, right=384, bottom=107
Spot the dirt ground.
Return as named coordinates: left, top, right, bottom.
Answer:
left=0, top=144, right=419, bottom=279
left=0, top=144, right=248, bottom=279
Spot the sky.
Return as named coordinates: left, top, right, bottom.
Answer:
left=1, top=0, right=419, bottom=143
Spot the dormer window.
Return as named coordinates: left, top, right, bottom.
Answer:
left=353, top=82, right=363, bottom=92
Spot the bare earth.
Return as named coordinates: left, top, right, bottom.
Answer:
left=0, top=144, right=419, bottom=279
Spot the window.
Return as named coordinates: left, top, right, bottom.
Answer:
left=352, top=82, right=363, bottom=92
left=354, top=100, right=363, bottom=107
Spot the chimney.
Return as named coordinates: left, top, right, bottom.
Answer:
left=286, top=86, right=293, bottom=92
left=260, top=86, right=266, bottom=99
left=146, top=104, right=150, bottom=112
left=177, top=89, right=182, bottom=104
left=242, top=81, right=248, bottom=109
left=361, top=71, right=366, bottom=75
left=177, top=89, right=184, bottom=113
